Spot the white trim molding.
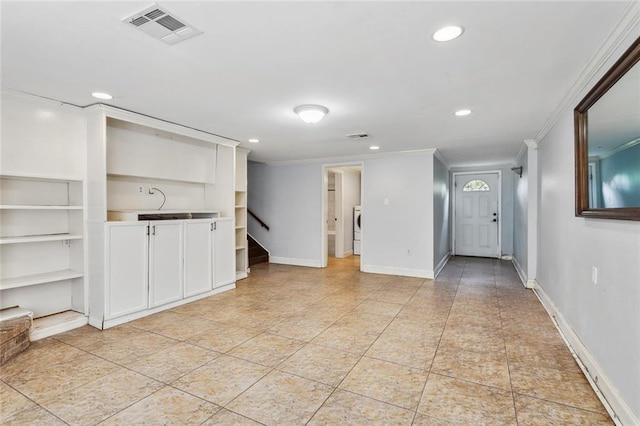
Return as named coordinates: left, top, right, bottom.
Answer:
left=270, top=257, right=322, bottom=268
left=362, top=264, right=434, bottom=279
left=434, top=253, right=451, bottom=278
left=535, top=2, right=640, bottom=145
left=511, top=256, right=533, bottom=289
left=533, top=281, right=638, bottom=426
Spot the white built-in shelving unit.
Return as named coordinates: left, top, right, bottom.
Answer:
left=235, top=148, right=249, bottom=279
left=0, top=174, right=88, bottom=339
left=86, top=105, right=239, bottom=329
left=1, top=90, right=89, bottom=340
left=1, top=90, right=246, bottom=336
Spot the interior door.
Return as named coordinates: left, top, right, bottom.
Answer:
left=455, top=173, right=500, bottom=258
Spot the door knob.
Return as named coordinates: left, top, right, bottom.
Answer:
left=492, top=218, right=497, bottom=222
left=493, top=213, right=497, bottom=216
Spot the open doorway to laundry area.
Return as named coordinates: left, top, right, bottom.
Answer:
left=322, top=164, right=362, bottom=268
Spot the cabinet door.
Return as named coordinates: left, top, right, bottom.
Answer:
left=149, top=221, right=184, bottom=307
left=183, top=220, right=213, bottom=297
left=106, top=222, right=148, bottom=319
left=213, top=220, right=235, bottom=288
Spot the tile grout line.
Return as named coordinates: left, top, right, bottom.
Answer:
left=411, top=258, right=464, bottom=424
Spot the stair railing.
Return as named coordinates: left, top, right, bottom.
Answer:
left=248, top=209, right=270, bottom=231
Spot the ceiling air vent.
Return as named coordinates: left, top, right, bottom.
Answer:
left=346, top=133, right=370, bottom=140
left=123, top=3, right=202, bottom=45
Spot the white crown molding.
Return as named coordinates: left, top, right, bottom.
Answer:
left=535, top=2, right=640, bottom=145
left=266, top=148, right=438, bottom=166
left=433, top=149, right=450, bottom=170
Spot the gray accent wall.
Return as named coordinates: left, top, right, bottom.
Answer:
left=513, top=148, right=528, bottom=278
left=247, top=161, right=323, bottom=265
left=433, top=155, right=450, bottom=270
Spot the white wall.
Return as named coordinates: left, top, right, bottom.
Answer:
left=1, top=90, right=86, bottom=178
left=361, top=153, right=434, bottom=278
left=536, top=29, right=640, bottom=421
left=451, top=164, right=515, bottom=256
left=247, top=161, right=323, bottom=267
left=248, top=152, right=437, bottom=277
left=433, top=154, right=450, bottom=274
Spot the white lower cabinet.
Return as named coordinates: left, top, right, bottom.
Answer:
left=104, top=218, right=235, bottom=324
left=184, top=220, right=213, bottom=297
left=214, top=219, right=235, bottom=288
left=106, top=222, right=148, bottom=319
left=149, top=221, right=184, bottom=307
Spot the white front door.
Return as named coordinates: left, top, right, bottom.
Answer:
left=455, top=173, right=500, bottom=258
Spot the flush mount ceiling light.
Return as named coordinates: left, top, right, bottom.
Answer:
left=248, top=138, right=260, bottom=143
left=92, top=92, right=113, bottom=100
left=454, top=109, right=472, bottom=117
left=294, top=104, right=329, bottom=124
left=432, top=25, right=464, bottom=42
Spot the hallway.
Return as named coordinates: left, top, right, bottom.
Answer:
left=1, top=257, right=611, bottom=424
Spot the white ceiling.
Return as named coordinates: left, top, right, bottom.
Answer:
left=1, top=1, right=632, bottom=165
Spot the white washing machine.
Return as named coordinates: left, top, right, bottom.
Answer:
left=353, top=205, right=361, bottom=255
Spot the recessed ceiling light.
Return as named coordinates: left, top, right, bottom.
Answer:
left=454, top=109, right=472, bottom=117
left=92, top=92, right=113, bottom=100
left=294, top=104, right=329, bottom=124
left=369, top=145, right=380, bottom=150
left=248, top=138, right=260, bottom=143
left=432, top=26, right=464, bottom=42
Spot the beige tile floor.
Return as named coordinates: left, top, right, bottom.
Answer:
left=1, top=256, right=613, bottom=425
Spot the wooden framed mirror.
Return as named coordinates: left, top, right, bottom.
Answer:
left=575, top=36, right=640, bottom=221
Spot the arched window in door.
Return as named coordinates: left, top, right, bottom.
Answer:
left=463, top=179, right=490, bottom=192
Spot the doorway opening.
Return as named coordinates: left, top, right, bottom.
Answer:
left=452, top=171, right=502, bottom=258
left=322, top=164, right=362, bottom=268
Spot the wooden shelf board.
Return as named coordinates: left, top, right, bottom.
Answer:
left=0, top=234, right=83, bottom=245
left=0, top=270, right=84, bottom=291
left=107, top=172, right=213, bottom=186
left=31, top=311, right=88, bottom=341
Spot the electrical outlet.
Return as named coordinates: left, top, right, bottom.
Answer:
left=407, top=249, right=412, bottom=256
left=592, top=266, right=598, bottom=284
left=137, top=185, right=145, bottom=195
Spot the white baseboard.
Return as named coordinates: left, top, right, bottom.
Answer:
left=92, top=283, right=236, bottom=330
left=270, top=257, right=322, bottom=268
left=500, top=255, right=513, bottom=260
left=532, top=280, right=637, bottom=426
left=434, top=253, right=451, bottom=278
left=361, top=264, right=434, bottom=279
left=31, top=312, right=88, bottom=341
left=511, top=256, right=528, bottom=288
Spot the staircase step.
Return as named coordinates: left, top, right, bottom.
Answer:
left=249, top=254, right=269, bottom=266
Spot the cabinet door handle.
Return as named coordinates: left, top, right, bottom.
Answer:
left=152, top=225, right=156, bottom=235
